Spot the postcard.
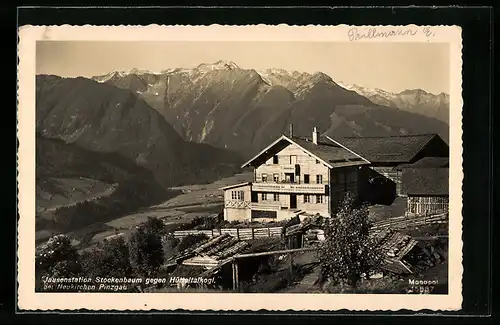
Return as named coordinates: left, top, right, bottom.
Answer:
left=17, top=24, right=463, bottom=311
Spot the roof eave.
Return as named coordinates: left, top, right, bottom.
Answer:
left=329, top=160, right=371, bottom=168
left=240, top=135, right=289, bottom=168
left=219, top=182, right=252, bottom=191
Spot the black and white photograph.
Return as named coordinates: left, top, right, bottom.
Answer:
left=17, top=24, right=463, bottom=311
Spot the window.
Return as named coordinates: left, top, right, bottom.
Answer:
left=290, top=155, right=297, bottom=165
left=273, top=174, right=279, bottom=182
left=261, top=173, right=268, bottom=182
left=303, top=195, right=311, bottom=203
left=316, top=195, right=323, bottom=204
left=304, top=174, right=310, bottom=184
left=273, top=193, right=279, bottom=201
left=262, top=193, right=267, bottom=201
left=273, top=155, right=279, bottom=164
left=316, top=175, right=323, bottom=184
left=231, top=190, right=244, bottom=201
left=316, top=159, right=320, bottom=164
left=285, top=173, right=294, bottom=183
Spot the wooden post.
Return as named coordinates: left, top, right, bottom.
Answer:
left=288, top=253, right=293, bottom=283
left=235, top=261, right=239, bottom=292
left=237, top=228, right=240, bottom=240
left=211, top=229, right=214, bottom=237
left=252, top=227, right=255, bottom=239
left=268, top=227, right=271, bottom=238
left=232, top=260, right=237, bottom=291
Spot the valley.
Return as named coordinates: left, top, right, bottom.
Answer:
left=37, top=172, right=254, bottom=251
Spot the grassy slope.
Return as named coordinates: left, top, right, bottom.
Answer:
left=36, top=134, right=172, bottom=233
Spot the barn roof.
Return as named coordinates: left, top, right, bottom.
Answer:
left=338, top=134, right=441, bottom=164
left=241, top=134, right=370, bottom=169
left=402, top=167, right=449, bottom=196
left=397, top=157, right=449, bottom=169
left=169, top=233, right=250, bottom=268
left=292, top=136, right=369, bottom=165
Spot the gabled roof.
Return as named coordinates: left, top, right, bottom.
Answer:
left=338, top=134, right=441, bottom=164
left=241, top=134, right=370, bottom=169
left=402, top=167, right=449, bottom=196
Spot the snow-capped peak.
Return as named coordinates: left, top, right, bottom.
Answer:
left=337, top=81, right=398, bottom=98
left=93, top=71, right=125, bottom=83
left=197, top=60, right=240, bottom=72
left=93, top=68, right=161, bottom=82
left=127, top=68, right=157, bottom=75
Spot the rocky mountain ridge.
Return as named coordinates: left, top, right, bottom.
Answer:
left=91, top=61, right=449, bottom=157
left=337, top=82, right=450, bottom=124
left=36, top=74, right=243, bottom=188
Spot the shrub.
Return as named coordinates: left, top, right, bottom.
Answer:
left=35, top=234, right=82, bottom=290
left=175, top=215, right=225, bottom=231
left=128, top=217, right=165, bottom=277
left=36, top=234, right=81, bottom=275
left=177, top=234, right=209, bottom=252
left=80, top=236, right=133, bottom=278
left=162, top=233, right=180, bottom=261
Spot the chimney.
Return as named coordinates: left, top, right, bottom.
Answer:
left=312, top=127, right=319, bottom=145
left=289, top=124, right=293, bottom=137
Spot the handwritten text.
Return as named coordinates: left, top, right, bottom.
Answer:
left=347, top=27, right=435, bottom=41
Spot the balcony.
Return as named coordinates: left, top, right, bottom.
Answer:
left=250, top=201, right=283, bottom=210
left=252, top=182, right=327, bottom=194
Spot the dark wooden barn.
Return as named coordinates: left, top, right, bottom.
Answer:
left=339, top=134, right=449, bottom=204
left=401, top=167, right=449, bottom=216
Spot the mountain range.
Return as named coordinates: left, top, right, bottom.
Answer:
left=35, top=61, right=449, bottom=231
left=92, top=60, right=449, bottom=158
left=337, top=82, right=450, bottom=124
left=36, top=74, right=243, bottom=231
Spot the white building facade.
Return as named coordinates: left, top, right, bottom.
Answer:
left=221, top=128, right=370, bottom=222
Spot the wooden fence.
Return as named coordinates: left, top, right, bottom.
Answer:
left=371, top=212, right=448, bottom=230
left=173, top=212, right=448, bottom=240
left=173, top=226, right=283, bottom=240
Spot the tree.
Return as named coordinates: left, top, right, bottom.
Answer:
left=128, top=217, right=165, bottom=276
left=317, top=192, right=383, bottom=290
left=80, top=236, right=133, bottom=278
left=142, top=216, right=166, bottom=236
left=35, top=234, right=82, bottom=289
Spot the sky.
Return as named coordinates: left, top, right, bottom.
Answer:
left=36, top=41, right=450, bottom=94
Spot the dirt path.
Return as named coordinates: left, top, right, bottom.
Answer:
left=283, top=251, right=323, bottom=293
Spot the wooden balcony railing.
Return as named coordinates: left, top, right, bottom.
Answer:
left=252, top=182, right=327, bottom=194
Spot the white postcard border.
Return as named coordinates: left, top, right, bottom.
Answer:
left=17, top=24, right=463, bottom=311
